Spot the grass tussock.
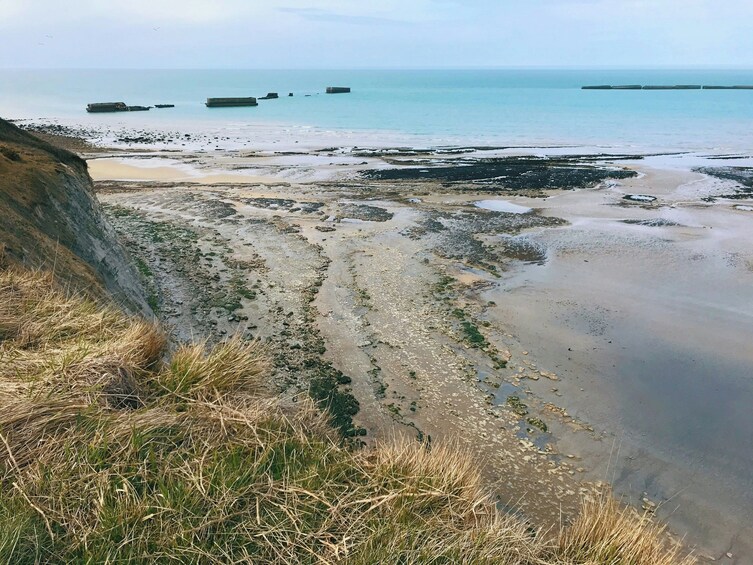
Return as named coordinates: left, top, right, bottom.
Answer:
left=160, top=339, right=270, bottom=399
left=557, top=492, right=695, bottom=565
left=0, top=268, right=164, bottom=406
left=0, top=267, right=693, bottom=564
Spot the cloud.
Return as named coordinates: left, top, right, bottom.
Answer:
left=278, top=7, right=408, bottom=25
left=0, top=0, right=31, bottom=22
left=1, top=0, right=752, bottom=67
left=0, top=0, right=261, bottom=26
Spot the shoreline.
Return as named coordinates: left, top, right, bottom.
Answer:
left=23, top=118, right=753, bottom=563
left=12, top=115, right=753, bottom=158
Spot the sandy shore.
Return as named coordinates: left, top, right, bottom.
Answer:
left=68, top=133, right=753, bottom=563
left=88, top=157, right=284, bottom=185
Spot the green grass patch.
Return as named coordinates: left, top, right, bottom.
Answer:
left=146, top=292, right=160, bottom=313
left=527, top=417, right=549, bottom=433
left=506, top=395, right=529, bottom=417
left=461, top=320, right=488, bottom=347
left=433, top=274, right=456, bottom=294
left=135, top=257, right=153, bottom=278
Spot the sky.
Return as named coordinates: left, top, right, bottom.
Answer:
left=1, top=0, right=752, bottom=69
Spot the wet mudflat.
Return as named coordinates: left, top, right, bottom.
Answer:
left=482, top=177, right=753, bottom=562
left=94, top=169, right=603, bottom=535
left=91, top=145, right=753, bottom=563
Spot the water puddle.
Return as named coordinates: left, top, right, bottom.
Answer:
left=474, top=199, right=533, bottom=214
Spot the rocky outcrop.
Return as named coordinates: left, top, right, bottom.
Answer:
left=0, top=117, right=149, bottom=314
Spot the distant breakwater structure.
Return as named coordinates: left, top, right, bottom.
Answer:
left=86, top=102, right=157, bottom=113
left=86, top=86, right=351, bottom=113
left=205, top=97, right=259, bottom=108
left=582, top=84, right=753, bottom=90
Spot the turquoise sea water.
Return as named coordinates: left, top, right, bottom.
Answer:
left=2, top=69, right=753, bottom=150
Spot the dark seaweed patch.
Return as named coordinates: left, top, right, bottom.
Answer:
left=696, top=167, right=753, bottom=201
left=361, top=156, right=637, bottom=191
left=622, top=218, right=681, bottom=227
left=339, top=204, right=394, bottom=222
left=414, top=210, right=563, bottom=271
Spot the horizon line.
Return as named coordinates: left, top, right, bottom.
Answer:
left=3, top=65, right=753, bottom=72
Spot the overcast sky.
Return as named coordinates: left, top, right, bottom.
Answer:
left=2, top=0, right=752, bottom=68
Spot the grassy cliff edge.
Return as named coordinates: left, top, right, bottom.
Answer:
left=0, top=267, right=692, bottom=564
left=0, top=117, right=148, bottom=313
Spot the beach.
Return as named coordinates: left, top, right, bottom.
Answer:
left=22, top=117, right=747, bottom=562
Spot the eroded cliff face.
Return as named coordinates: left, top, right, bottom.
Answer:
left=0, top=117, right=149, bottom=314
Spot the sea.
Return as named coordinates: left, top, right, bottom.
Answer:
left=2, top=68, right=753, bottom=152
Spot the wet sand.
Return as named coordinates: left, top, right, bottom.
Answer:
left=478, top=167, right=753, bottom=562
left=85, top=142, right=753, bottom=562
left=88, top=157, right=285, bottom=185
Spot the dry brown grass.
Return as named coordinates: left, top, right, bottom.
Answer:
left=159, top=338, right=270, bottom=399
left=555, top=492, right=695, bottom=565
left=0, top=267, right=695, bottom=564
left=0, top=268, right=164, bottom=407
left=0, top=127, right=112, bottom=301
